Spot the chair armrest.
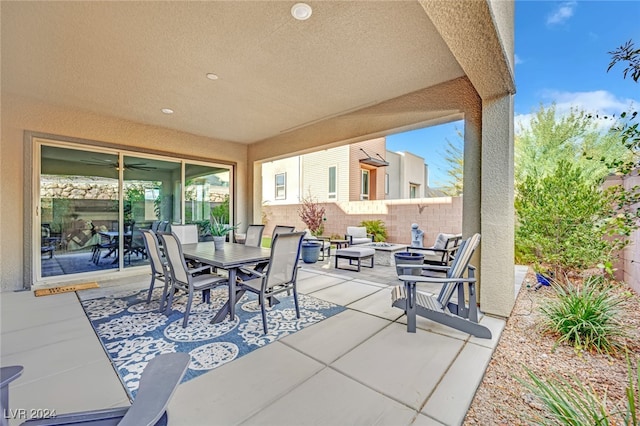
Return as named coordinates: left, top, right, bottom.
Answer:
left=395, top=263, right=451, bottom=272
left=187, top=265, right=212, bottom=275
left=238, top=266, right=265, bottom=279
left=397, top=275, right=477, bottom=284
left=344, top=234, right=353, bottom=244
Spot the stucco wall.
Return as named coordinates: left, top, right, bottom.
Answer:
left=0, top=93, right=248, bottom=290
left=262, top=196, right=462, bottom=245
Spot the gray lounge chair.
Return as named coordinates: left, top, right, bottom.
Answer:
left=391, top=233, right=491, bottom=338
left=1, top=366, right=23, bottom=426
left=20, top=352, right=190, bottom=426
left=407, top=233, right=462, bottom=267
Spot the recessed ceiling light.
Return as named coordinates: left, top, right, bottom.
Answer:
left=291, top=3, right=312, bottom=20
left=206, top=73, right=219, bottom=80
left=161, top=108, right=174, bottom=114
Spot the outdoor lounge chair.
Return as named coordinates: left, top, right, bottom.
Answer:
left=1, top=366, right=23, bottom=426
left=391, top=233, right=491, bottom=338
left=407, top=233, right=462, bottom=267
left=19, top=352, right=190, bottom=426
left=236, top=231, right=305, bottom=334
left=345, top=226, right=374, bottom=245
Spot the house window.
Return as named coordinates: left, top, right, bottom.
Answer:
left=328, top=166, right=337, bottom=199
left=361, top=169, right=370, bottom=200
left=410, top=183, right=419, bottom=199
left=385, top=173, right=389, bottom=194
left=275, top=173, right=286, bottom=200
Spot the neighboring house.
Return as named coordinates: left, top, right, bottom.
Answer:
left=262, top=137, right=435, bottom=204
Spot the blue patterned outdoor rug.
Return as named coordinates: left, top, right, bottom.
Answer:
left=80, top=287, right=345, bottom=399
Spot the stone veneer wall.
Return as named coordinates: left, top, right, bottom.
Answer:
left=41, top=177, right=118, bottom=200
left=262, top=196, right=462, bottom=246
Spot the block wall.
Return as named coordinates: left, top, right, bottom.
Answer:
left=262, top=196, right=462, bottom=245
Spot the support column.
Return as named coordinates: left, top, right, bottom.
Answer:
left=480, top=95, right=515, bottom=317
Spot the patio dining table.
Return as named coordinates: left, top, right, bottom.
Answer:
left=181, top=242, right=271, bottom=324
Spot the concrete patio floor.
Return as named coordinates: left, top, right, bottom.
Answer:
left=1, top=256, right=527, bottom=426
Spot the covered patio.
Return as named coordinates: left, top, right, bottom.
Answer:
left=2, top=2, right=516, bottom=423
left=1, top=260, right=527, bottom=425
left=2, top=1, right=515, bottom=318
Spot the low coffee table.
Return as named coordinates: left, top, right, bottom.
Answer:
left=362, top=243, right=408, bottom=266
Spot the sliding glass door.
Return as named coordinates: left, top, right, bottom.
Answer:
left=37, top=139, right=233, bottom=281
left=184, top=163, right=231, bottom=240
left=122, top=155, right=181, bottom=269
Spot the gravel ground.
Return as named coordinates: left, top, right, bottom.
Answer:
left=463, top=268, right=640, bottom=425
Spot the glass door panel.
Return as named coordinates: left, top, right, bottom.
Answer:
left=184, top=163, right=231, bottom=241
left=123, top=155, right=180, bottom=269
left=40, top=145, right=119, bottom=277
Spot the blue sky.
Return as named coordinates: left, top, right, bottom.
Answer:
left=387, top=0, right=640, bottom=187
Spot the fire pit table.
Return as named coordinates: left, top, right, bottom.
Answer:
left=362, top=242, right=408, bottom=266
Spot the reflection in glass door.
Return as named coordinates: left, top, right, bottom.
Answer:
left=184, top=163, right=231, bottom=241
left=123, top=155, right=180, bottom=268
left=40, top=145, right=120, bottom=277
left=37, top=140, right=233, bottom=281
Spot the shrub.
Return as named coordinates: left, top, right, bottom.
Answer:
left=520, top=354, right=639, bottom=425
left=360, top=219, right=387, bottom=242
left=298, top=193, right=325, bottom=236
left=515, top=160, right=630, bottom=276
left=540, top=275, right=627, bottom=354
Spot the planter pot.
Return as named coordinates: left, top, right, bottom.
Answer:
left=394, top=252, right=424, bottom=276
left=212, top=236, right=225, bottom=250
left=301, top=241, right=322, bottom=263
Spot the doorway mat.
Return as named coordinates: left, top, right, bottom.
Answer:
left=34, top=282, right=99, bottom=297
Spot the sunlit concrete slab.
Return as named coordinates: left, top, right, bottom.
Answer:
left=421, top=342, right=494, bottom=426
left=307, top=280, right=382, bottom=305
left=347, top=287, right=406, bottom=321
left=332, top=322, right=465, bottom=410
left=243, top=368, right=417, bottom=425
left=168, top=341, right=324, bottom=425
left=281, top=309, right=391, bottom=364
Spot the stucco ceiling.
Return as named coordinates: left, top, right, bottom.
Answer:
left=2, top=1, right=466, bottom=144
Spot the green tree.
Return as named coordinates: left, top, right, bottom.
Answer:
left=515, top=161, right=628, bottom=276
left=437, top=133, right=464, bottom=196
left=605, top=39, right=640, bottom=174
left=515, top=104, right=629, bottom=185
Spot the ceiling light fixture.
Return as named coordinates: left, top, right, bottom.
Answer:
left=206, top=73, right=219, bottom=80
left=161, top=108, right=174, bottom=114
left=291, top=3, right=312, bottom=20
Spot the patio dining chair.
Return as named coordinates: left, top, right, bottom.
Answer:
left=19, top=352, right=190, bottom=426
left=170, top=224, right=199, bottom=244
left=392, top=233, right=491, bottom=338
left=158, top=232, right=229, bottom=327
left=244, top=224, right=265, bottom=247
left=236, top=231, right=305, bottom=334
left=271, top=225, right=295, bottom=241
left=140, top=230, right=172, bottom=311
